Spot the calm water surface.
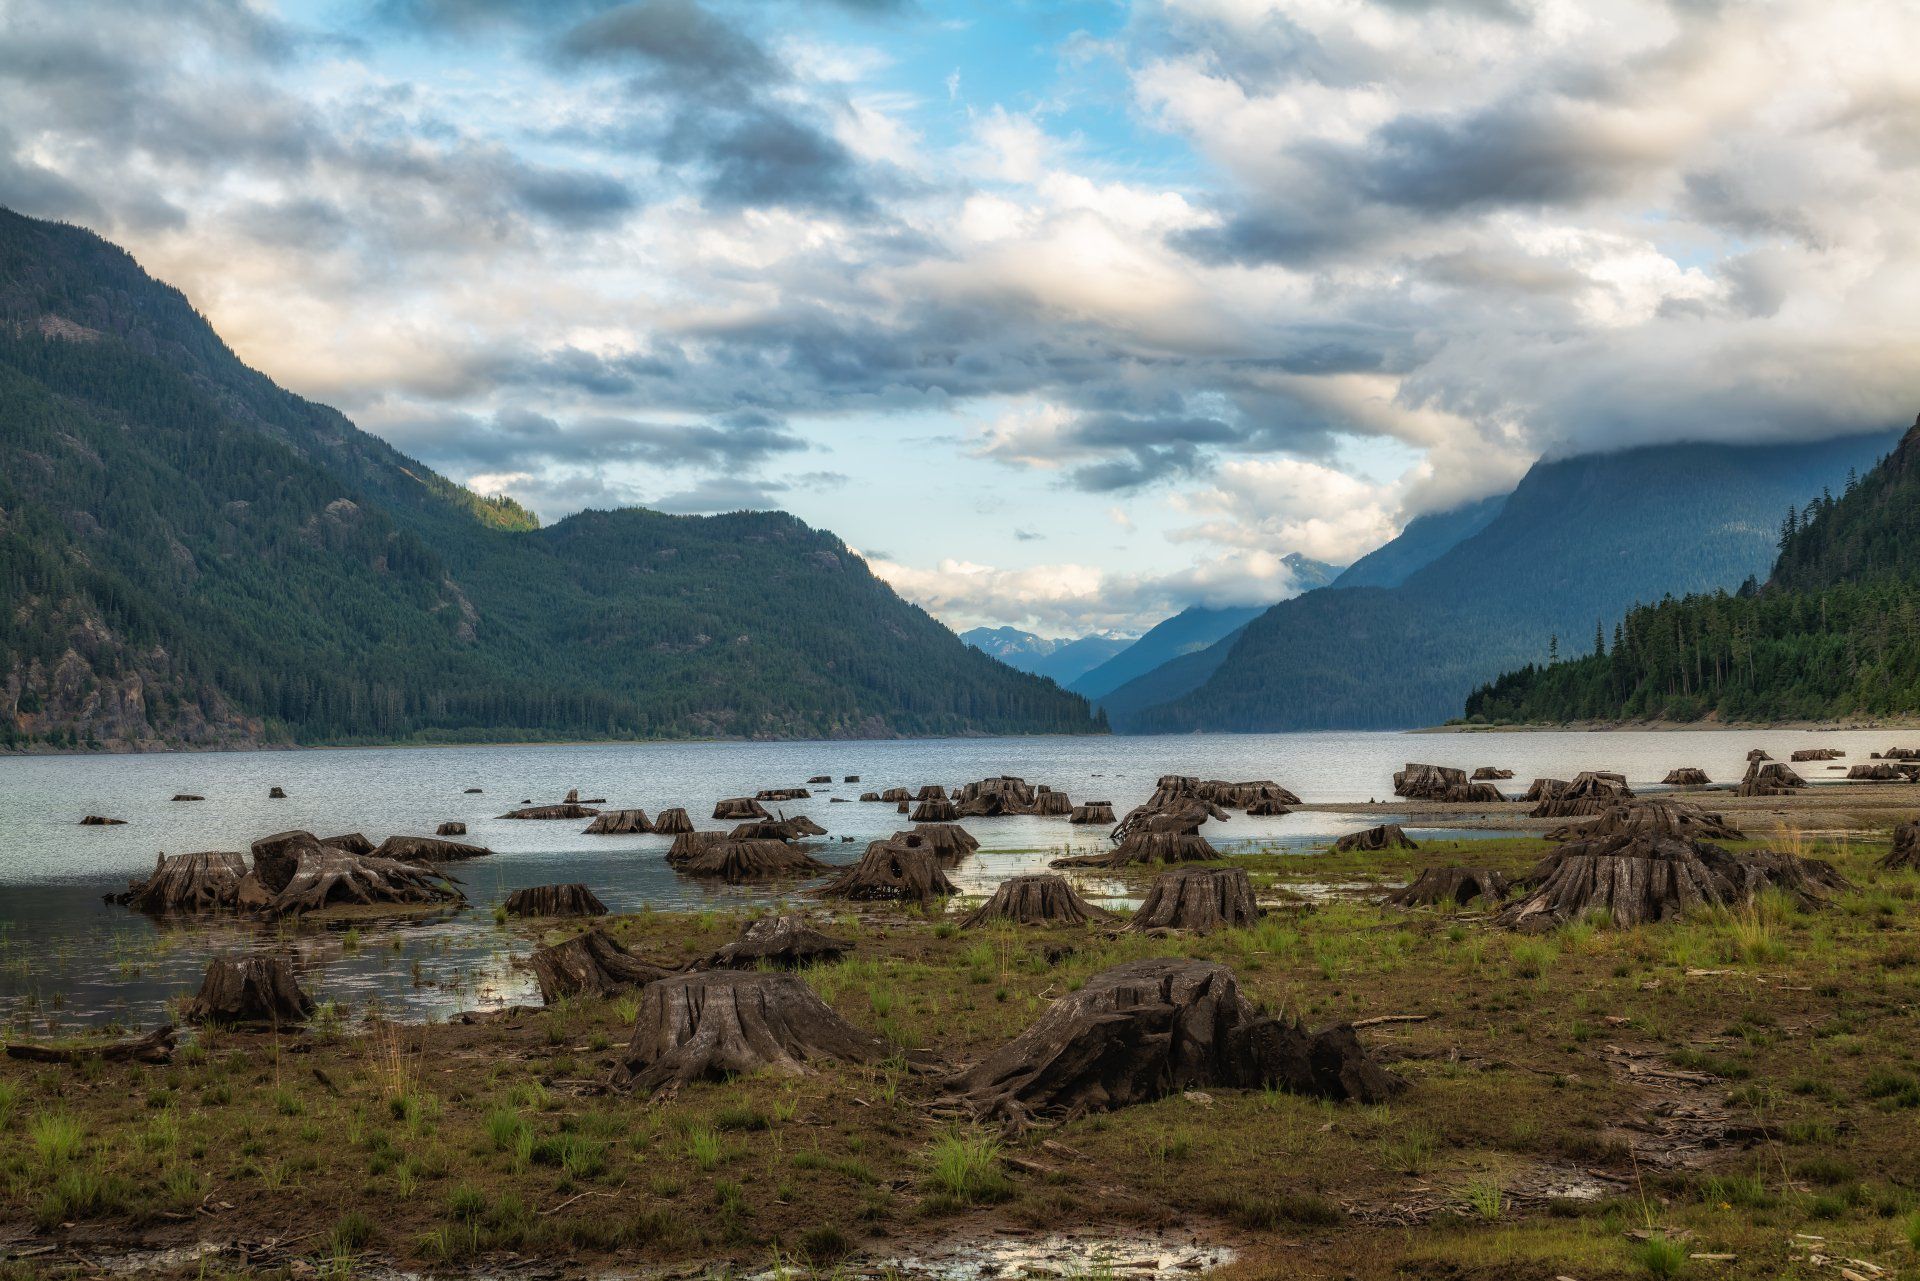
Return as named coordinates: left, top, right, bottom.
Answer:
left=0, top=728, right=1888, bottom=1031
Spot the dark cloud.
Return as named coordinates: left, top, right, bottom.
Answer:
left=509, top=165, right=638, bottom=226
left=666, top=105, right=873, bottom=215
left=651, top=469, right=847, bottom=514
left=383, top=406, right=809, bottom=474
left=557, top=0, right=781, bottom=95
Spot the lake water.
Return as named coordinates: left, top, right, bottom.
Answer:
left=0, top=727, right=1893, bottom=1033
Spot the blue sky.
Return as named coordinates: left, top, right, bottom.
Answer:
left=2, top=0, right=1914, bottom=635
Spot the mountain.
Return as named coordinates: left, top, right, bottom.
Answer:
left=1329, top=494, right=1507, bottom=589
left=0, top=208, right=1100, bottom=749
left=960, top=626, right=1133, bottom=687
left=1069, top=604, right=1266, bottom=702
left=1283, top=551, right=1342, bottom=591
left=1467, top=420, right=1917, bottom=725
left=1120, top=432, right=1901, bottom=732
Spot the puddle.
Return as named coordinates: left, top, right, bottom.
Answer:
left=865, top=1232, right=1235, bottom=1280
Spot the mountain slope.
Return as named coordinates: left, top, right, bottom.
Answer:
left=0, top=208, right=1099, bottom=748
left=961, top=626, right=1133, bottom=687
left=1070, top=604, right=1265, bottom=702
left=1124, top=432, right=1900, bottom=732
left=1330, top=494, right=1507, bottom=589
left=1467, top=420, right=1917, bottom=724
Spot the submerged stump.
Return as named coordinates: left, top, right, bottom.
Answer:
left=113, top=851, right=255, bottom=913
left=182, top=955, right=313, bottom=1026
left=373, top=834, right=491, bottom=863
left=1331, top=824, right=1418, bottom=854
left=528, top=929, right=674, bottom=1005
left=435, top=821, right=467, bottom=837
left=1068, top=801, right=1116, bottom=826
left=79, top=815, right=126, bottom=826
left=611, top=970, right=893, bottom=1099
left=585, top=809, right=652, bottom=835
left=816, top=840, right=957, bottom=904
left=1386, top=867, right=1511, bottom=908
left=504, top=883, right=608, bottom=918
left=960, top=874, right=1112, bottom=928
left=944, top=958, right=1401, bottom=1128
left=713, top=798, right=771, bottom=821
left=1662, top=768, right=1711, bottom=786
left=707, top=915, right=852, bottom=969
left=652, top=807, right=694, bottom=835
left=1128, top=865, right=1259, bottom=932
left=911, top=797, right=960, bottom=823
left=898, top=823, right=978, bottom=863
left=261, top=834, right=463, bottom=916
left=499, top=803, right=600, bottom=820
left=678, top=839, right=828, bottom=883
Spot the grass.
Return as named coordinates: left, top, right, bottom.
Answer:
left=1631, top=1233, right=1688, bottom=1278
left=925, top=1130, right=1013, bottom=1205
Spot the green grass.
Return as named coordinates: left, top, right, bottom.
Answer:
left=925, top=1130, right=1013, bottom=1205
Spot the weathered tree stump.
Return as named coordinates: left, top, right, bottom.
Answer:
left=1736, top=761, right=1806, bottom=797
left=320, top=833, right=375, bottom=856
left=1519, top=778, right=1567, bottom=803
left=1126, top=865, right=1259, bottom=932
left=1791, top=748, right=1845, bottom=762
left=1884, top=747, right=1920, bottom=760
left=816, top=840, right=957, bottom=903
left=1747, top=748, right=1772, bottom=762
left=859, top=792, right=881, bottom=802
left=896, top=823, right=978, bottom=863
left=652, top=807, right=694, bottom=834
left=943, top=959, right=1401, bottom=1127
left=527, top=929, right=673, bottom=1004
left=757, top=788, right=811, bottom=801
left=714, top=797, right=771, bottom=821
left=499, top=803, right=600, bottom=820
left=1069, top=801, right=1116, bottom=825
left=1849, top=763, right=1907, bottom=780
left=261, top=834, right=463, bottom=915
left=465, top=787, right=484, bottom=794
left=182, top=955, right=313, bottom=1025
left=666, top=831, right=727, bottom=866
left=268, top=786, right=287, bottom=799
left=1332, top=823, right=1419, bottom=853
left=1245, top=799, right=1292, bottom=816
left=1877, top=822, right=1920, bottom=871
left=584, top=809, right=651, bottom=834
left=1544, top=798, right=1743, bottom=843
left=373, top=834, right=491, bottom=863
left=170, top=794, right=204, bottom=802
left=436, top=821, right=468, bottom=837
left=1471, top=767, right=1515, bottom=780
left=1197, top=779, right=1303, bottom=809
left=678, top=839, right=829, bottom=883
left=880, top=788, right=910, bottom=803
left=1033, top=790, right=1073, bottom=817
left=732, top=816, right=826, bottom=840
left=961, top=874, right=1112, bottom=928
left=610, top=970, right=893, bottom=1098
left=912, top=797, right=960, bottom=822
left=79, top=815, right=126, bottom=826
left=806, top=775, right=832, bottom=784
left=504, top=883, right=608, bottom=917
left=915, top=784, right=948, bottom=801
left=113, top=851, right=256, bottom=913
left=1054, top=818, right=1220, bottom=869
left=1662, top=768, right=1711, bottom=786
left=1529, top=770, right=1632, bottom=819
left=897, top=799, right=910, bottom=813
left=707, top=915, right=852, bottom=969
left=1394, top=763, right=1468, bottom=800
left=1386, top=867, right=1511, bottom=908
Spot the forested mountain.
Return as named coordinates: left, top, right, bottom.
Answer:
left=1118, top=432, right=1898, bottom=732
left=1069, top=604, right=1264, bottom=702
left=959, top=627, right=1134, bottom=686
left=0, top=209, right=1099, bottom=749
left=1329, top=494, right=1507, bottom=589
left=1467, top=419, right=1919, bottom=725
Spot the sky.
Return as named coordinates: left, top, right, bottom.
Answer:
left=2, top=0, right=1917, bottom=637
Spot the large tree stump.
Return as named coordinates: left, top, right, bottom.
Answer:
left=1737, top=760, right=1806, bottom=797
left=961, top=875, right=1112, bottom=928
left=1520, top=778, right=1568, bottom=803
left=666, top=831, right=727, bottom=866
left=915, top=785, right=948, bottom=801
left=265, top=837, right=463, bottom=916
left=714, top=797, right=771, bottom=821
left=1331, top=824, right=1418, bottom=854
left=943, top=959, right=1401, bottom=1127
left=1386, top=867, right=1511, bottom=908
left=859, top=792, right=881, bottom=802
left=436, top=821, right=468, bottom=837
left=504, top=884, right=608, bottom=917
left=527, top=929, right=674, bottom=1004
left=1791, top=748, right=1845, bottom=762
left=1662, top=768, right=1711, bottom=785
left=1544, top=798, right=1743, bottom=843
left=182, top=955, right=313, bottom=1026
left=1393, top=763, right=1468, bottom=800
left=113, top=851, right=256, bottom=913
left=1054, top=822, right=1220, bottom=869
left=816, top=840, right=957, bottom=903
left=1529, top=770, right=1633, bottom=818
left=1069, top=801, right=1116, bottom=825
left=1033, top=790, right=1073, bottom=817
left=1127, top=866, right=1259, bottom=932
left=707, top=915, right=852, bottom=969
left=610, top=970, right=893, bottom=1098
left=757, top=788, right=812, bottom=802
left=499, top=803, right=600, bottom=820
left=652, top=807, right=694, bottom=834
left=1472, top=767, right=1515, bottom=780
left=880, top=787, right=910, bottom=803
left=1850, top=763, right=1909, bottom=780
left=321, top=833, right=375, bottom=856
left=251, top=830, right=324, bottom=893
left=584, top=809, right=652, bottom=834
left=1747, top=748, right=1771, bottom=762
left=1245, top=799, right=1293, bottom=816
left=678, top=839, right=829, bottom=883
left=912, top=797, right=960, bottom=822
left=896, top=823, right=978, bottom=863
left=1878, top=822, right=1920, bottom=871
left=1196, top=780, right=1303, bottom=809
left=373, top=834, right=492, bottom=863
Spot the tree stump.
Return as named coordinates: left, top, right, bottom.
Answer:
left=610, top=970, right=893, bottom=1099
left=912, top=797, right=960, bottom=822
left=943, top=959, right=1400, bottom=1127
left=714, top=797, right=771, bottom=821
left=527, top=929, right=674, bottom=1004
left=880, top=788, right=910, bottom=803
left=816, top=840, right=957, bottom=903
left=1849, top=763, right=1907, bottom=780
left=1331, top=824, right=1418, bottom=854
left=1662, top=768, right=1711, bottom=786
left=1127, top=866, right=1259, bottom=932
left=170, top=794, right=204, bottom=802
left=79, top=815, right=126, bottom=826
left=732, top=816, right=826, bottom=840
left=757, top=788, right=812, bottom=802
left=859, top=792, right=881, bottom=802
left=263, top=837, right=463, bottom=916
left=707, top=915, right=852, bottom=969
left=1033, top=791, right=1073, bottom=817
left=1529, top=770, right=1633, bottom=819
left=666, top=830, right=727, bottom=866
left=373, top=834, right=491, bottom=863
left=1386, top=867, right=1511, bottom=908
left=268, top=786, right=287, bottom=799
left=504, top=883, right=608, bottom=917
left=499, top=803, right=600, bottom=820
left=1519, top=778, right=1568, bottom=803
left=1054, top=828, right=1219, bottom=869
left=435, top=821, right=468, bottom=837
left=652, top=807, right=694, bottom=834
left=1245, top=799, right=1292, bottom=816
left=1736, top=761, right=1806, bottom=797
left=585, top=809, right=652, bottom=834
left=1878, top=822, right=1920, bottom=871
left=898, top=823, right=978, bottom=863
left=1196, top=779, right=1303, bottom=809
left=1747, top=748, right=1771, bottom=762
left=1471, top=767, right=1515, bottom=780
left=915, top=785, right=948, bottom=801
left=1791, top=748, right=1845, bottom=762
left=182, top=955, right=313, bottom=1025
left=1393, top=763, right=1469, bottom=800
left=113, top=851, right=257, bottom=913
left=1069, top=801, right=1116, bottom=825
left=1544, top=798, right=1742, bottom=843
left=678, top=839, right=829, bottom=883
left=960, top=875, right=1112, bottom=928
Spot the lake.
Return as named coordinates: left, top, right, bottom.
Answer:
left=0, top=727, right=1890, bottom=1033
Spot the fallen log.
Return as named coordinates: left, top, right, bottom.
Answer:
left=504, top=883, right=608, bottom=917
left=960, top=874, right=1112, bottom=928
left=6, top=1025, right=177, bottom=1065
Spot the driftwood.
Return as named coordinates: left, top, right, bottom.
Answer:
left=499, top=803, right=600, bottom=820
left=79, top=815, right=126, bottom=826
left=1529, top=771, right=1632, bottom=819
left=1662, top=768, right=1711, bottom=786
left=113, top=851, right=255, bottom=913
left=585, top=809, right=652, bottom=834
left=1069, top=801, right=1116, bottom=825
left=652, top=807, right=694, bottom=834
left=817, top=840, right=957, bottom=903
left=1471, top=767, right=1515, bottom=781
left=1791, top=748, right=1845, bottom=762
left=266, top=836, right=463, bottom=916
left=1386, top=867, right=1511, bottom=908
left=527, top=929, right=674, bottom=1005
left=1877, top=822, right=1920, bottom=871
left=1737, top=760, right=1807, bottom=797
left=373, top=834, right=491, bottom=863
left=911, top=797, right=960, bottom=822
left=707, top=915, right=851, bottom=969
left=1331, top=824, right=1418, bottom=854
left=678, top=839, right=828, bottom=883
left=435, top=821, right=467, bottom=837
left=1127, top=865, right=1259, bottom=932
left=504, top=883, right=608, bottom=917
left=714, top=798, right=771, bottom=821
left=943, top=959, right=1401, bottom=1127
left=182, top=955, right=313, bottom=1025
left=7, top=1025, right=177, bottom=1065
left=1545, top=798, right=1743, bottom=843
left=896, top=823, right=978, bottom=863
left=611, top=970, right=893, bottom=1099
left=961, top=874, right=1112, bottom=928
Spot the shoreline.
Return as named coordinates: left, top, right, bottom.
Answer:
left=1417, top=717, right=1920, bottom=733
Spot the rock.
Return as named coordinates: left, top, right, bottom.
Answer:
left=961, top=874, right=1112, bottom=928
left=527, top=929, right=674, bottom=1004
left=707, top=915, right=851, bottom=969
left=79, top=815, right=126, bottom=826
left=816, top=839, right=958, bottom=904
left=1331, top=824, right=1419, bottom=854
left=1386, top=867, right=1511, bottom=908
left=943, top=959, right=1401, bottom=1127
left=182, top=955, right=313, bottom=1025
left=584, top=809, right=652, bottom=834
left=1126, top=866, right=1259, bottom=932
left=651, top=807, right=694, bottom=835
left=503, top=884, right=608, bottom=917
left=372, top=834, right=491, bottom=863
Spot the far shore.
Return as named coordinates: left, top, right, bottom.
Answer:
left=1417, top=717, right=1920, bottom=733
